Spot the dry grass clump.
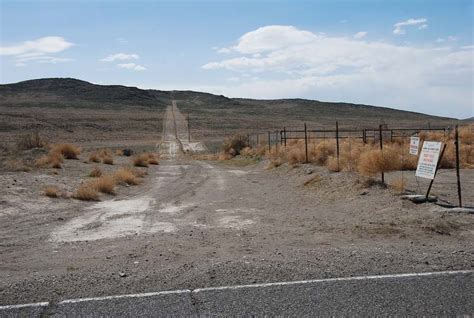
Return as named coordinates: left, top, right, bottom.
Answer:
left=220, top=134, right=249, bottom=159
left=459, top=125, right=473, bottom=145
left=114, top=167, right=141, bottom=185
left=144, top=153, right=159, bottom=165
left=310, top=141, right=335, bottom=165
left=35, top=152, right=64, bottom=169
left=102, top=156, right=114, bottom=165
left=16, top=132, right=45, bottom=150
left=132, top=154, right=150, bottom=167
left=358, top=146, right=401, bottom=176
left=89, top=152, right=101, bottom=163
left=217, top=152, right=233, bottom=161
left=73, top=182, right=100, bottom=201
left=89, top=166, right=102, bottom=177
left=92, top=175, right=116, bottom=194
left=50, top=143, right=81, bottom=159
left=326, top=156, right=341, bottom=172
left=115, top=149, right=124, bottom=156
left=44, top=186, right=60, bottom=198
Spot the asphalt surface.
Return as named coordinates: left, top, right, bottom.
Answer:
left=2, top=270, right=472, bottom=317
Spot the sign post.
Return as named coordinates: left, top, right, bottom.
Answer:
left=415, top=141, right=442, bottom=180
left=409, top=137, right=420, bottom=155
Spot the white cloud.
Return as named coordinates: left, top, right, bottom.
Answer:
left=0, top=36, right=74, bottom=55
left=202, top=25, right=473, bottom=118
left=101, top=53, right=139, bottom=62
left=217, top=47, right=232, bottom=54
left=117, top=63, right=146, bottom=71
left=354, top=31, right=367, bottom=39
left=0, top=36, right=74, bottom=67
left=393, top=18, right=427, bottom=35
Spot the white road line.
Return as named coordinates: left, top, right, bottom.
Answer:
left=0, top=302, right=49, bottom=310
left=193, top=270, right=474, bottom=293
left=3, top=270, right=471, bottom=308
left=59, top=289, right=191, bottom=304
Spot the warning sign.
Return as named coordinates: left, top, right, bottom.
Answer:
left=409, top=137, right=420, bottom=155
left=415, top=141, right=442, bottom=180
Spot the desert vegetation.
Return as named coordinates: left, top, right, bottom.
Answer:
left=215, top=126, right=474, bottom=177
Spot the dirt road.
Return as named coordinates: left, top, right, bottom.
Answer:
left=159, top=101, right=205, bottom=158
left=0, top=102, right=472, bottom=306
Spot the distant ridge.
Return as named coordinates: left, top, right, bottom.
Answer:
left=0, top=78, right=460, bottom=129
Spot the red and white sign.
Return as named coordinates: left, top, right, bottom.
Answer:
left=415, top=141, right=442, bottom=180
left=409, top=137, right=420, bottom=155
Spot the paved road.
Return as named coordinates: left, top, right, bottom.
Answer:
left=2, top=270, right=472, bottom=317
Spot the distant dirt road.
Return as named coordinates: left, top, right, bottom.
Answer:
left=159, top=101, right=205, bottom=158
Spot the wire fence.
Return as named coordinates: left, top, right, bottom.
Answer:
left=242, top=122, right=472, bottom=208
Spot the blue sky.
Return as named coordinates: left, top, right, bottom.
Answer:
left=0, top=0, right=473, bottom=118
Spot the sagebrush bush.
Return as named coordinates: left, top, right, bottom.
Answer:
left=114, top=167, right=141, bottom=185
left=51, top=143, right=81, bottom=159
left=89, top=152, right=100, bottom=163
left=93, top=175, right=116, bottom=194
left=132, top=154, right=149, bottom=167
left=35, top=152, right=64, bottom=169
left=73, top=183, right=100, bottom=201
left=44, top=186, right=60, bottom=198
left=221, top=134, right=249, bottom=158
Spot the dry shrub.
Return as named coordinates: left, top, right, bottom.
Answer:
left=16, top=132, right=45, bottom=150
left=390, top=176, right=406, bottom=193
left=115, top=149, right=124, bottom=156
left=240, top=147, right=254, bottom=157
left=221, top=134, right=249, bottom=158
left=89, top=152, right=100, bottom=163
left=132, top=154, right=149, bottom=167
left=51, top=143, right=81, bottom=159
left=310, top=141, right=335, bottom=165
left=93, top=175, right=116, bottom=194
left=266, top=157, right=283, bottom=169
left=286, top=145, right=306, bottom=165
left=114, top=167, right=141, bottom=185
left=73, top=182, right=100, bottom=201
left=326, top=156, right=341, bottom=172
left=44, top=186, right=60, bottom=198
left=35, top=152, right=64, bottom=169
left=145, top=153, right=159, bottom=165
left=89, top=166, right=102, bottom=177
left=339, top=140, right=364, bottom=171
left=358, top=147, right=401, bottom=176
left=102, top=156, right=114, bottom=165
left=459, top=125, right=473, bottom=145
left=217, top=152, right=233, bottom=161
left=460, top=144, right=474, bottom=168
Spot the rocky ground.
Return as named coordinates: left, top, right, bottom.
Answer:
left=1, top=151, right=473, bottom=305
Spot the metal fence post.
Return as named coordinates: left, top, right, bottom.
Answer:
left=336, top=121, right=340, bottom=170
left=284, top=127, right=287, bottom=148
left=379, top=124, right=384, bottom=184
left=268, top=131, right=271, bottom=152
left=304, top=123, right=309, bottom=163
left=455, top=125, right=463, bottom=207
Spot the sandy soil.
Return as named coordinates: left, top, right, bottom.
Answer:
left=0, top=155, right=473, bottom=305
left=0, top=102, right=472, bottom=306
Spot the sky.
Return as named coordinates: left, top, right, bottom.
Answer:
left=0, top=0, right=473, bottom=119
